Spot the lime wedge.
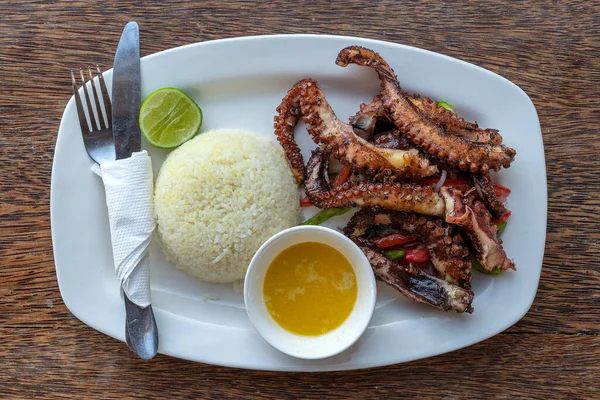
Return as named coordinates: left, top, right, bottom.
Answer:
left=139, top=88, right=202, bottom=149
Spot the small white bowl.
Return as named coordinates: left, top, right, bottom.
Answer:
left=244, top=225, right=377, bottom=360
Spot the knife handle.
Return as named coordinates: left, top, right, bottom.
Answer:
left=123, top=290, right=158, bottom=359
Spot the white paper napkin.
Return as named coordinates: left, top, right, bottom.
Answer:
left=92, top=150, right=155, bottom=308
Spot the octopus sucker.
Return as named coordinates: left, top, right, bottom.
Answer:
left=336, top=46, right=516, bottom=173
left=305, top=148, right=446, bottom=217
left=344, top=208, right=473, bottom=313
left=441, top=187, right=515, bottom=271
left=274, top=79, right=438, bottom=184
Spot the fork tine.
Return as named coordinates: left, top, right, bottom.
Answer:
left=79, top=68, right=100, bottom=131
left=71, top=70, right=90, bottom=132
left=88, top=66, right=106, bottom=129
left=97, top=66, right=112, bottom=128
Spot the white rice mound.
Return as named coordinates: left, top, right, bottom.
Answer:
left=154, top=129, right=300, bottom=283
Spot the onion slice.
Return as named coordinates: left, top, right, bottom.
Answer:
left=433, top=170, right=447, bottom=192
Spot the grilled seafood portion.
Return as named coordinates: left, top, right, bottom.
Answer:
left=351, top=95, right=503, bottom=145
left=470, top=173, right=510, bottom=220
left=274, top=79, right=437, bottom=184
left=442, top=187, right=515, bottom=271
left=336, top=46, right=516, bottom=173
left=273, top=45, right=517, bottom=314
left=344, top=208, right=473, bottom=313
left=305, top=148, right=446, bottom=217
left=305, top=148, right=514, bottom=273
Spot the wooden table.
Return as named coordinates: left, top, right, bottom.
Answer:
left=2, top=1, right=599, bottom=398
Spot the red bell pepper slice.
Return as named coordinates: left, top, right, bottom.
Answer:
left=405, top=247, right=431, bottom=265
left=299, top=193, right=312, bottom=207
left=492, top=182, right=511, bottom=200
left=491, top=210, right=511, bottom=224
left=372, top=233, right=417, bottom=249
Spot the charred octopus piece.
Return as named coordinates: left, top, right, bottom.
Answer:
left=274, top=79, right=438, bottom=184
left=344, top=208, right=473, bottom=313
left=470, top=173, right=510, bottom=220
left=350, top=99, right=511, bottom=220
left=304, top=148, right=446, bottom=217
left=351, top=95, right=503, bottom=145
left=442, top=187, right=515, bottom=271
left=304, top=148, right=514, bottom=271
left=336, top=46, right=516, bottom=173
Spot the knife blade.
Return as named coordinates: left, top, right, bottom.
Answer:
left=112, top=21, right=141, bottom=160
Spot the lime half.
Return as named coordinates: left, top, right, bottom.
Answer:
left=139, top=88, right=203, bottom=149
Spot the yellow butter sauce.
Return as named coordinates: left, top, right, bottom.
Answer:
left=263, top=242, right=357, bottom=336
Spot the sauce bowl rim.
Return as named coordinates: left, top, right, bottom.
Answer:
left=244, top=225, right=377, bottom=360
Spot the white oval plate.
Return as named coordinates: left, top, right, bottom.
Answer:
left=51, top=34, right=546, bottom=371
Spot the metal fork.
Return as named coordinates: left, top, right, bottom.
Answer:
left=71, top=68, right=158, bottom=360
left=71, top=67, right=115, bottom=164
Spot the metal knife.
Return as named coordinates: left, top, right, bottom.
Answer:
left=112, top=21, right=159, bottom=360
left=113, top=21, right=142, bottom=160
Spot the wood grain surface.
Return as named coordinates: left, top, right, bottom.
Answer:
left=1, top=0, right=599, bottom=398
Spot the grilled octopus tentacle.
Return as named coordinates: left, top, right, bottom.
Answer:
left=344, top=208, right=473, bottom=313
left=410, top=95, right=503, bottom=145
left=274, top=79, right=438, bottom=184
left=273, top=81, right=306, bottom=183
left=352, top=95, right=503, bottom=145
left=365, top=128, right=512, bottom=223
left=442, top=187, right=515, bottom=271
left=470, top=173, right=509, bottom=220
left=305, top=148, right=446, bottom=217
left=365, top=127, right=512, bottom=222
left=336, top=46, right=516, bottom=173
